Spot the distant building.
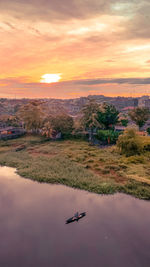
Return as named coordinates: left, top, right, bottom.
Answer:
left=144, top=99, right=150, bottom=109
left=0, top=127, right=25, bottom=140
left=121, top=106, right=135, bottom=115
left=133, top=98, right=138, bottom=107
left=136, top=131, right=148, bottom=136
left=138, top=96, right=150, bottom=108
left=115, top=126, right=126, bottom=132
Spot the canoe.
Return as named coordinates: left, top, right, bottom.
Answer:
left=66, top=212, right=86, bottom=224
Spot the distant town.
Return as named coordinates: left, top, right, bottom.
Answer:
left=1, top=95, right=150, bottom=130
left=1, top=95, right=150, bottom=114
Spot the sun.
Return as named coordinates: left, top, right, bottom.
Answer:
left=40, top=73, right=61, bottom=83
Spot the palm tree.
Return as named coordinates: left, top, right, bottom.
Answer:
left=81, top=99, right=100, bottom=143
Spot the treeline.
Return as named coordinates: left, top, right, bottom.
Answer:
left=0, top=99, right=150, bottom=143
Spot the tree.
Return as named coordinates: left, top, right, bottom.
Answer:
left=129, top=107, right=150, bottom=130
left=120, top=119, right=128, bottom=127
left=119, top=115, right=129, bottom=127
left=42, top=114, right=74, bottom=138
left=97, top=129, right=120, bottom=144
left=97, top=103, right=119, bottom=130
left=18, top=101, right=44, bottom=133
left=81, top=99, right=100, bottom=142
left=41, top=121, right=54, bottom=139
left=52, top=114, right=74, bottom=137
left=0, top=114, right=20, bottom=127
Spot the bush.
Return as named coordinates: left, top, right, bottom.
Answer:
left=147, top=127, right=150, bottom=135
left=97, top=130, right=120, bottom=144
left=141, top=136, right=150, bottom=151
left=117, top=128, right=143, bottom=156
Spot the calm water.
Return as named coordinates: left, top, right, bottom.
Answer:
left=0, top=166, right=150, bottom=267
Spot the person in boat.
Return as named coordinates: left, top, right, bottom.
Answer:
left=74, top=212, right=79, bottom=219
left=72, top=212, right=79, bottom=221
left=66, top=212, right=86, bottom=224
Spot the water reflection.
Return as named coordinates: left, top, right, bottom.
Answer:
left=0, top=166, right=150, bottom=267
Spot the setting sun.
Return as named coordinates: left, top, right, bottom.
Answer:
left=40, top=74, right=61, bottom=83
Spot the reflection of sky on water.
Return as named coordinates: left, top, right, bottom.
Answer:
left=0, top=166, right=150, bottom=267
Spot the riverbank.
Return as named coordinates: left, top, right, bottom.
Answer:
left=0, top=135, right=150, bottom=199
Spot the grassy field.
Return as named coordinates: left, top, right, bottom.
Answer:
left=0, top=135, right=150, bottom=199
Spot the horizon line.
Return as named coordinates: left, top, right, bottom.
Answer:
left=0, top=94, right=150, bottom=101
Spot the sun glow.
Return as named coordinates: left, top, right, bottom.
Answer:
left=40, top=74, right=61, bottom=83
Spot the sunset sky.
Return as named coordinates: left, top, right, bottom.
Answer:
left=0, top=0, right=150, bottom=98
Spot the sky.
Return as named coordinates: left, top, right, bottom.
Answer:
left=0, top=0, right=150, bottom=99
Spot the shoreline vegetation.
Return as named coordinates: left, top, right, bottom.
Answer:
left=0, top=135, right=150, bottom=200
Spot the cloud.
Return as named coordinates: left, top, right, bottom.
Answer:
left=123, top=1, right=150, bottom=39
left=3, top=22, right=16, bottom=30
left=75, top=77, right=150, bottom=85
left=0, top=0, right=136, bottom=22
left=1, top=76, right=150, bottom=88
left=0, top=0, right=150, bottom=99
left=1, top=76, right=150, bottom=98
left=1, top=0, right=149, bottom=42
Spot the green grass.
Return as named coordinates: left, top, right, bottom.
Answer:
left=0, top=135, right=150, bottom=199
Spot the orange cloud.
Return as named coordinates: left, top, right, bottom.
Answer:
left=0, top=0, right=150, bottom=98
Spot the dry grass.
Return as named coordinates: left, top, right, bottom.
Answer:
left=0, top=135, right=150, bottom=199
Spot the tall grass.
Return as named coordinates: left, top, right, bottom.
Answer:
left=0, top=136, right=150, bottom=199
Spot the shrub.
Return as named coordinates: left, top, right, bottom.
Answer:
left=147, top=127, right=150, bottom=135
left=141, top=136, right=150, bottom=151
left=97, top=130, right=120, bottom=144
left=117, top=128, right=143, bottom=156
left=120, top=119, right=128, bottom=127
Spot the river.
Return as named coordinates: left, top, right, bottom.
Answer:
left=0, top=166, right=150, bottom=267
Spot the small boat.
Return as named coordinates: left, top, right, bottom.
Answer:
left=66, top=212, right=86, bottom=224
